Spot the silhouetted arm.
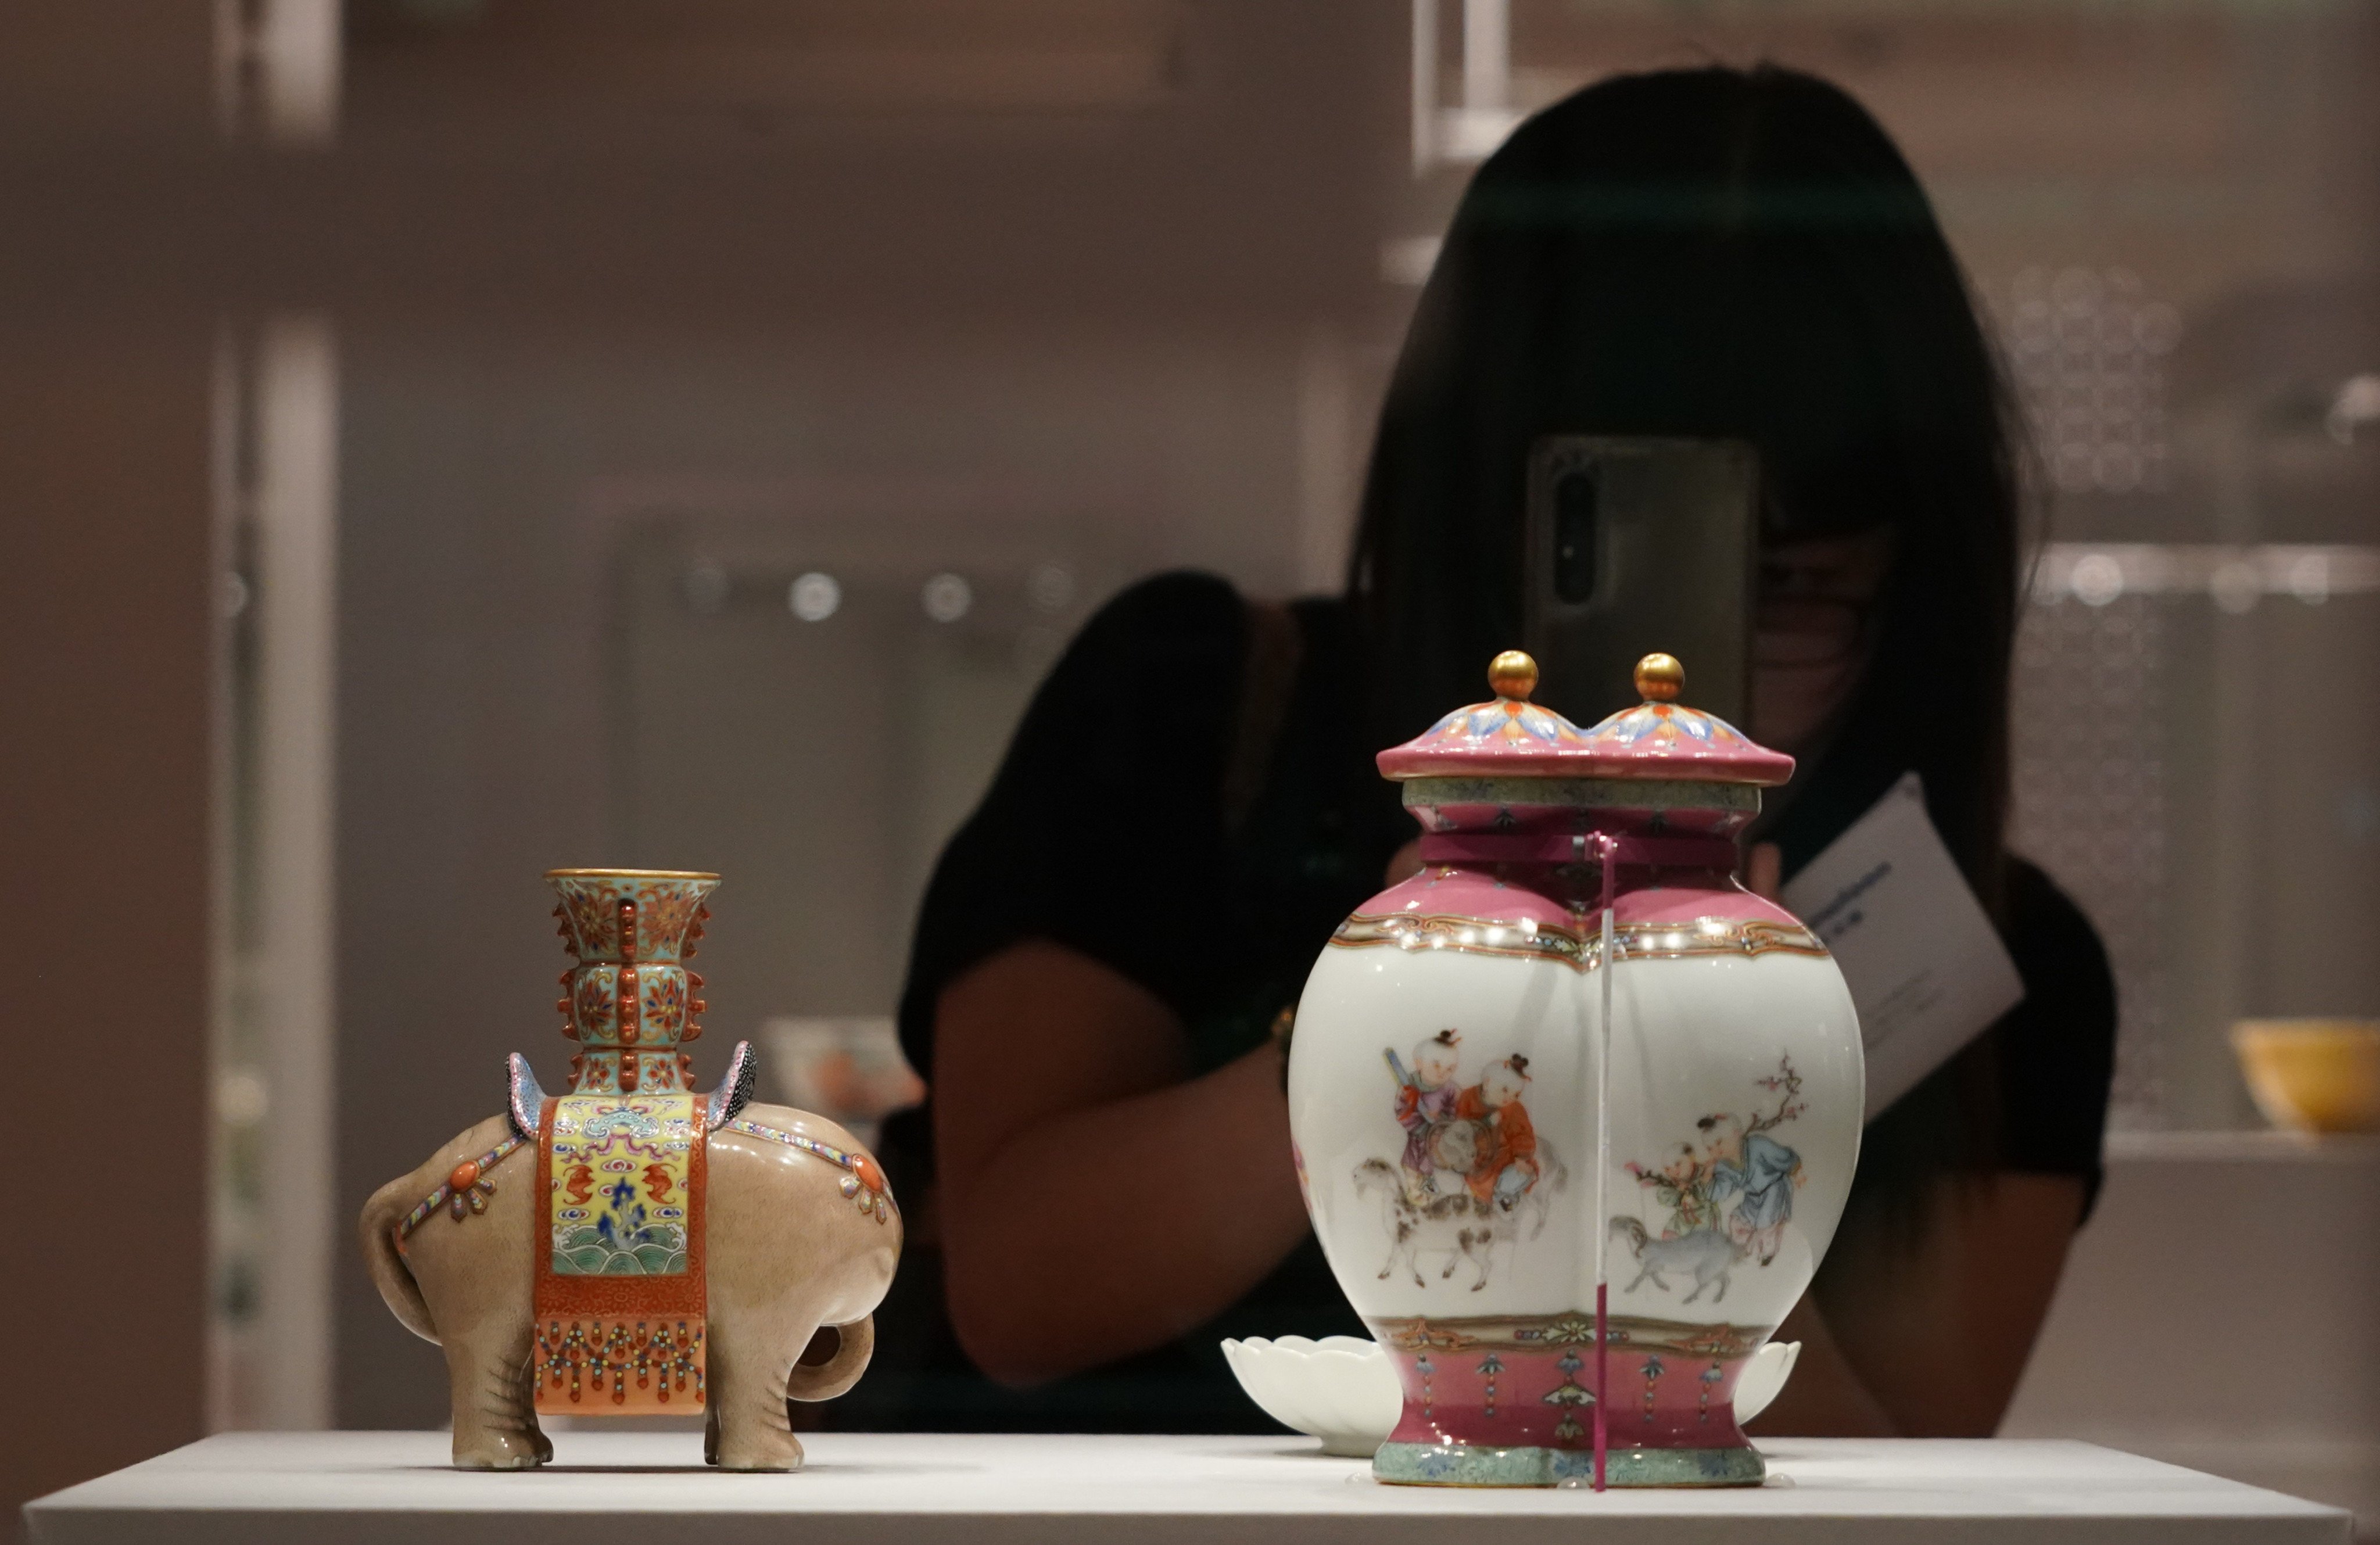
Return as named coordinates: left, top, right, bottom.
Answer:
left=1741, top=843, right=2089, bottom=1436
left=933, top=940, right=1311, bottom=1387
left=1755, top=1171, right=2083, bottom=1437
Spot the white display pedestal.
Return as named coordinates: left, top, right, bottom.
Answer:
left=23, top=1431, right=2351, bottom=1545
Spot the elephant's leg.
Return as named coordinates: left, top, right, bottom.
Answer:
left=707, top=1329, right=806, bottom=1473
left=444, top=1321, right=546, bottom=1471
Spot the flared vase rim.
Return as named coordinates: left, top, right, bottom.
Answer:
left=544, top=868, right=721, bottom=881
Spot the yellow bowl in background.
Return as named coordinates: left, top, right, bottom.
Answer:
left=2229, top=1020, right=2380, bottom=1134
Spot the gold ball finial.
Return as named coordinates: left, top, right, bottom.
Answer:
left=1635, top=653, right=1684, bottom=702
left=1488, top=650, right=1539, bottom=701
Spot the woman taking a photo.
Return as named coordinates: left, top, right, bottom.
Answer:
left=866, top=63, right=2116, bottom=1438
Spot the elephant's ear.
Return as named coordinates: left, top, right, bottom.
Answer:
left=507, top=1053, right=548, bottom=1140
left=706, top=1040, right=757, bottom=1131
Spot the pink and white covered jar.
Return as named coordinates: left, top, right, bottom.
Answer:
left=1285, top=651, right=1862, bottom=1486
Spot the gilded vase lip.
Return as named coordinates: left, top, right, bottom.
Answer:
left=545, top=867, right=721, bottom=880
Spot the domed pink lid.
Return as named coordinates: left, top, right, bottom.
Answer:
left=1377, top=651, right=1795, bottom=786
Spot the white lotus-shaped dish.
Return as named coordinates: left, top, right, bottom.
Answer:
left=1220, top=1335, right=1403, bottom=1457
left=1221, top=1335, right=1800, bottom=1457
left=1732, top=1338, right=1800, bottom=1424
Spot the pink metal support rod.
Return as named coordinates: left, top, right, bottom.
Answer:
left=1592, top=830, right=1618, bottom=1492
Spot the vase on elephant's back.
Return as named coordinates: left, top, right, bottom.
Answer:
left=546, top=868, right=719, bottom=1102
left=1285, top=652, right=1863, bottom=1487
left=529, top=869, right=730, bottom=1414
left=362, top=868, right=901, bottom=1470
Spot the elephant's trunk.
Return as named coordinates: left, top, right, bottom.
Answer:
left=784, top=1315, right=874, bottom=1404
left=359, top=1175, right=440, bottom=1344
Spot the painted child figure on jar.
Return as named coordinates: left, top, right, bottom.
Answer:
left=1457, top=1054, right=1542, bottom=1211
left=1632, top=1145, right=1718, bottom=1239
left=1702, top=1113, right=1807, bottom=1268
left=1393, top=1029, right=1467, bottom=1208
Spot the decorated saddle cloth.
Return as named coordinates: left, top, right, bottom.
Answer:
left=533, top=1092, right=707, bottom=1412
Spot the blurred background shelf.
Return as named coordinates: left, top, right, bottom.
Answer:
left=2005, top=1128, right=2380, bottom=1531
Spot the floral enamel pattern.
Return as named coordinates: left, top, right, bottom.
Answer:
left=1575, top=699, right=1756, bottom=755
left=630, top=881, right=704, bottom=961
left=1374, top=651, right=1794, bottom=785
left=1607, top=1057, right=1809, bottom=1305
left=547, top=870, right=715, bottom=965
left=639, top=970, right=687, bottom=1041
left=572, top=969, right=618, bottom=1042
left=1354, top=1029, right=1567, bottom=1292
left=1365, top=1311, right=1771, bottom=1457
left=1371, top=1313, right=1761, bottom=1360
left=546, top=871, right=714, bottom=1094
left=1414, top=697, right=1594, bottom=750
left=558, top=886, right=623, bottom=961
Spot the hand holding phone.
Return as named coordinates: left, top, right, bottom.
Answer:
left=1522, top=437, right=1759, bottom=725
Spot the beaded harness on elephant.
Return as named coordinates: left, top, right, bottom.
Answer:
left=390, top=1044, right=894, bottom=1253
left=722, top=1118, right=895, bottom=1224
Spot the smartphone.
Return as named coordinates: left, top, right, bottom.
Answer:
left=1521, top=436, right=1759, bottom=726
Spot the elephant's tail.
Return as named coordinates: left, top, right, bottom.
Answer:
left=784, top=1315, right=874, bottom=1404
left=359, top=1175, right=440, bottom=1344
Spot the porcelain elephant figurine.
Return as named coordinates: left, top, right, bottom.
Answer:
left=360, top=1059, right=899, bottom=1472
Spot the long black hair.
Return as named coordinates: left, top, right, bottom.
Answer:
left=1350, top=63, right=2021, bottom=900
left=1347, top=64, right=2027, bottom=1198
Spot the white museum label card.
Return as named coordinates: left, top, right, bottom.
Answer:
left=1779, top=771, right=2026, bottom=1122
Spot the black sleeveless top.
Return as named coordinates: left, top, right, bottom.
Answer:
left=838, top=571, right=2116, bottom=1433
